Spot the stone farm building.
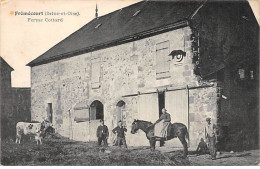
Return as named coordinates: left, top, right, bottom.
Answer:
left=27, top=0, right=259, bottom=150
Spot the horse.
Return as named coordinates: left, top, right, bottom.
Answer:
left=131, top=119, right=189, bottom=156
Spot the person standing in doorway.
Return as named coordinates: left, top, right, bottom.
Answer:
left=205, top=117, right=217, bottom=160
left=112, top=120, right=127, bottom=148
left=96, top=119, right=109, bottom=146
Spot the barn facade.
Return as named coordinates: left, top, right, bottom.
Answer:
left=27, top=0, right=259, bottom=150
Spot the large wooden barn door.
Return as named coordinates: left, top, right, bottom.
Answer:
left=165, top=89, right=189, bottom=148
left=138, top=93, right=159, bottom=123
left=130, top=93, right=159, bottom=146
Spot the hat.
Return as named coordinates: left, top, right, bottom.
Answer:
left=206, top=118, right=211, bottom=121
left=100, top=119, right=104, bottom=122
left=118, top=120, right=122, bottom=123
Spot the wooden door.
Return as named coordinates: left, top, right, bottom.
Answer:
left=165, top=89, right=189, bottom=148
left=130, top=93, right=159, bottom=146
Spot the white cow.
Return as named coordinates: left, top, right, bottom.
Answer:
left=15, top=120, right=52, bottom=144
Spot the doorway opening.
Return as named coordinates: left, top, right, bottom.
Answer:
left=90, top=100, right=104, bottom=120
left=158, top=91, right=165, bottom=147
left=158, top=91, right=165, bottom=116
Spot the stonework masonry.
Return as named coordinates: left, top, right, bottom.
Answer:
left=31, top=26, right=218, bottom=149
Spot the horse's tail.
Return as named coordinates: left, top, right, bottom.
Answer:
left=185, top=126, right=190, bottom=144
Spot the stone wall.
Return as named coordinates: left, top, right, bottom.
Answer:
left=31, top=26, right=218, bottom=149
left=189, top=86, right=218, bottom=148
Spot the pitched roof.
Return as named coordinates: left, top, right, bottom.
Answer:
left=0, top=56, right=14, bottom=71
left=27, top=0, right=203, bottom=66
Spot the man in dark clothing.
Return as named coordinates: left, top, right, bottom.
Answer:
left=96, top=119, right=109, bottom=146
left=112, top=120, right=127, bottom=148
left=196, top=138, right=209, bottom=155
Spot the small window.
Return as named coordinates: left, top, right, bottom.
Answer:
left=47, top=103, right=53, bottom=123
left=156, top=41, right=170, bottom=79
left=116, top=101, right=126, bottom=126
left=91, top=57, right=101, bottom=89
left=95, top=23, right=102, bottom=29
left=133, top=10, right=141, bottom=16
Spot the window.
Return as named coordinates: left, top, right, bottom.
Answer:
left=90, top=100, right=104, bottom=120
left=156, top=41, right=170, bottom=79
left=116, top=101, right=126, bottom=126
left=47, top=103, right=53, bottom=123
left=91, top=57, right=101, bottom=89
left=95, top=23, right=102, bottom=29
left=133, top=10, right=141, bottom=16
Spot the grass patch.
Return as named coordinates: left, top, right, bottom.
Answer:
left=1, top=135, right=190, bottom=166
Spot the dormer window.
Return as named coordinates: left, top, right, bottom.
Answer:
left=133, top=10, right=141, bottom=16
left=95, top=23, right=102, bottom=29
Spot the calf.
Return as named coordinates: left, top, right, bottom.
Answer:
left=35, top=132, right=44, bottom=144
left=15, top=120, right=52, bottom=144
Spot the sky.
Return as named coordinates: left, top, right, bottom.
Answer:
left=1, top=0, right=141, bottom=87
left=0, top=0, right=259, bottom=87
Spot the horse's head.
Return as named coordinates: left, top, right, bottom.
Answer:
left=131, top=119, right=139, bottom=134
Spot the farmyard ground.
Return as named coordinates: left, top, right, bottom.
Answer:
left=1, top=135, right=259, bottom=166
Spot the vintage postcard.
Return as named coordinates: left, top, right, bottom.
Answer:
left=0, top=0, right=259, bottom=166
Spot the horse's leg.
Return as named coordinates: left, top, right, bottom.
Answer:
left=149, top=139, right=153, bottom=151
left=178, top=135, right=188, bottom=157
left=150, top=137, right=156, bottom=151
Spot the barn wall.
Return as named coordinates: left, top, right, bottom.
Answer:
left=1, top=60, right=31, bottom=139
left=1, top=61, right=13, bottom=139
left=9, top=88, right=31, bottom=138
left=31, top=26, right=218, bottom=149
left=188, top=87, right=218, bottom=149
left=191, top=1, right=259, bottom=151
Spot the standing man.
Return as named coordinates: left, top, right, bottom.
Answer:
left=154, top=108, right=171, bottom=138
left=205, top=117, right=217, bottom=160
left=96, top=119, right=109, bottom=146
left=112, top=120, right=127, bottom=148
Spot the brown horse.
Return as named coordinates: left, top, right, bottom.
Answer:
left=131, top=119, right=189, bottom=156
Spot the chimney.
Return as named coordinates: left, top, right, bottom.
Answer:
left=95, top=4, right=98, bottom=18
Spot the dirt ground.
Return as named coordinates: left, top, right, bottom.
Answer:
left=1, top=135, right=259, bottom=166
left=188, top=150, right=260, bottom=166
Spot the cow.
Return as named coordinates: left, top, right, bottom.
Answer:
left=15, top=120, right=53, bottom=144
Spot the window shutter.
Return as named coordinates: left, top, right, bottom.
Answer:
left=91, top=57, right=101, bottom=89
left=156, top=41, right=170, bottom=79
left=74, top=103, right=89, bottom=122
